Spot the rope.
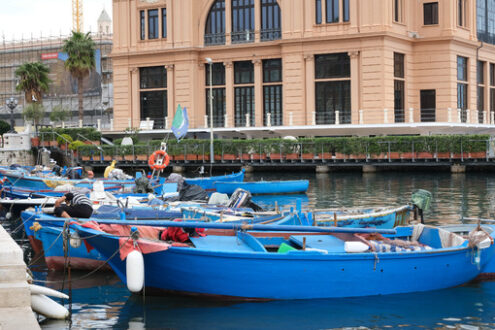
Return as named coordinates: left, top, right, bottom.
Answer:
left=32, top=235, right=133, bottom=285
left=9, top=212, right=37, bottom=234
left=28, top=224, right=66, bottom=266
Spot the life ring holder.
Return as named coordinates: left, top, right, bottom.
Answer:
left=148, top=150, right=170, bottom=171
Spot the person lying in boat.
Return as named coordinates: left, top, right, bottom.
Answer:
left=54, top=192, right=93, bottom=219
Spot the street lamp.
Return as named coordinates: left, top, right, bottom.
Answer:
left=5, top=97, right=18, bottom=132
left=206, top=57, right=214, bottom=171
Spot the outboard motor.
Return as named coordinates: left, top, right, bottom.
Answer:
left=227, top=188, right=263, bottom=212
left=134, top=176, right=154, bottom=194
left=411, top=189, right=432, bottom=224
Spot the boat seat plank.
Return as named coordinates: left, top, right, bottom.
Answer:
left=237, top=232, right=267, bottom=252
left=190, top=236, right=257, bottom=252
left=289, top=235, right=345, bottom=253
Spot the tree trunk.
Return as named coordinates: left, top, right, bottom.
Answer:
left=78, top=76, right=84, bottom=121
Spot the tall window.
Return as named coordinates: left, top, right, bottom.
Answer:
left=140, top=66, right=167, bottom=128
left=316, top=0, right=322, bottom=24
left=205, top=0, right=226, bottom=45
left=394, top=0, right=404, bottom=23
left=478, top=61, right=485, bottom=123
left=457, top=56, right=468, bottom=122
left=234, top=61, right=255, bottom=127
left=394, top=53, right=405, bottom=123
left=491, top=63, right=495, bottom=123
left=261, top=0, right=281, bottom=41
left=326, top=0, right=339, bottom=23
left=206, top=63, right=226, bottom=127
left=162, top=8, right=167, bottom=38
left=315, top=53, right=351, bottom=124
left=140, top=10, right=145, bottom=40
left=315, top=0, right=348, bottom=24
left=148, top=9, right=159, bottom=39
left=477, top=0, right=495, bottom=45
left=232, top=0, right=255, bottom=44
left=424, top=2, right=438, bottom=25
left=263, top=59, right=282, bottom=126
left=458, top=0, right=466, bottom=27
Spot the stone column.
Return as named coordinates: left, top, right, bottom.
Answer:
left=165, top=64, right=175, bottom=124
left=348, top=51, right=360, bottom=124
left=254, top=0, right=261, bottom=42
left=130, top=67, right=139, bottom=129
left=253, top=59, right=263, bottom=127
left=225, top=0, right=232, bottom=45
left=305, top=55, right=315, bottom=125
left=198, top=63, right=206, bottom=128
left=224, top=61, right=234, bottom=127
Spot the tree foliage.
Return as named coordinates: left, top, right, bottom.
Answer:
left=49, top=105, right=70, bottom=123
left=15, top=61, right=51, bottom=104
left=22, top=103, right=45, bottom=126
left=62, top=32, right=96, bottom=120
left=0, top=120, right=11, bottom=135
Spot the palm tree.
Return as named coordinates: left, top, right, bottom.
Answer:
left=15, top=62, right=51, bottom=103
left=63, top=31, right=96, bottom=120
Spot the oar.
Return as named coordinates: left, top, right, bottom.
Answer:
left=79, top=218, right=396, bottom=234
left=462, top=217, right=495, bottom=223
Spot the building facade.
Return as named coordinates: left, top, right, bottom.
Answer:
left=111, top=0, right=495, bottom=136
left=0, top=10, right=114, bottom=128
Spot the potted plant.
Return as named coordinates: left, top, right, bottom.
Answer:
left=301, top=140, right=315, bottom=160
left=135, top=145, right=149, bottom=161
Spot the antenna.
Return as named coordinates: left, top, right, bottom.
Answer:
left=72, top=0, right=84, bottom=32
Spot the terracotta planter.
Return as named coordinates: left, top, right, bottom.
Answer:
left=417, top=152, right=434, bottom=159
left=436, top=152, right=451, bottom=159
left=349, top=154, right=367, bottom=160
left=60, top=144, right=67, bottom=151
left=335, top=153, right=347, bottom=160
left=136, top=154, right=148, bottom=161
left=270, top=153, right=283, bottom=160
left=186, top=154, right=198, bottom=161
left=81, top=156, right=91, bottom=161
left=222, top=154, right=236, bottom=161
left=30, top=137, right=40, bottom=147
left=124, top=155, right=135, bottom=161
left=240, top=153, right=251, bottom=161
left=401, top=152, right=416, bottom=159
left=174, top=155, right=185, bottom=161
left=387, top=152, right=400, bottom=160
left=252, top=153, right=266, bottom=160
left=214, top=155, right=222, bottom=161
left=318, top=152, right=333, bottom=160
left=468, top=152, right=486, bottom=159
left=371, top=153, right=387, bottom=160
left=49, top=140, right=58, bottom=147
left=41, top=140, right=51, bottom=147
left=103, top=155, right=113, bottom=161
left=302, top=153, right=314, bottom=160
left=285, top=153, right=299, bottom=160
left=452, top=153, right=468, bottom=159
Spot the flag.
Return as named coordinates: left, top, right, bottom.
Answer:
left=171, top=104, right=189, bottom=140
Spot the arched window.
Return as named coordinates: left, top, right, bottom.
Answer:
left=205, top=0, right=226, bottom=45
left=232, top=0, right=255, bottom=43
left=261, top=0, right=281, bottom=41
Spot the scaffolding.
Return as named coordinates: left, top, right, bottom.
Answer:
left=0, top=32, right=113, bottom=128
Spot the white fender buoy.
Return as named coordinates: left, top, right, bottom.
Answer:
left=31, top=294, right=69, bottom=320
left=5, top=212, right=11, bottom=220
left=69, top=231, right=82, bottom=249
left=344, top=241, right=370, bottom=253
left=30, top=284, right=69, bottom=299
left=126, top=250, right=145, bottom=293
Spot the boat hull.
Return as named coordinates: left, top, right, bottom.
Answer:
left=185, top=170, right=245, bottom=190
left=76, top=226, right=488, bottom=300
left=214, top=180, right=308, bottom=195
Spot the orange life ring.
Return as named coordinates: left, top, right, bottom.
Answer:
left=148, top=150, right=170, bottom=171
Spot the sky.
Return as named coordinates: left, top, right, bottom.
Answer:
left=0, top=0, right=112, bottom=40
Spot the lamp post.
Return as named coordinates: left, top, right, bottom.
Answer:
left=5, top=97, right=18, bottom=132
left=206, top=58, right=214, bottom=171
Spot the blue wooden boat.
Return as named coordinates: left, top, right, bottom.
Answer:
left=214, top=179, right=308, bottom=195
left=185, top=169, right=245, bottom=190
left=74, top=220, right=495, bottom=300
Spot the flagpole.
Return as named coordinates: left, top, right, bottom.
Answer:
left=206, top=57, right=214, bottom=176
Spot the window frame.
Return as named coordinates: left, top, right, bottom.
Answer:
left=148, top=9, right=159, bottom=40
left=140, top=10, right=145, bottom=40
left=162, top=8, right=167, bottom=38
left=139, top=66, right=168, bottom=127
left=423, top=2, right=439, bottom=26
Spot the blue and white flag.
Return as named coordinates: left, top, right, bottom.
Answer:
left=171, top=104, right=189, bottom=140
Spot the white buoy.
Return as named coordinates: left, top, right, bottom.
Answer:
left=126, top=250, right=145, bottom=293
left=30, top=284, right=69, bottom=299
left=344, top=241, right=370, bottom=253
left=5, top=212, right=11, bottom=220
left=69, top=231, right=82, bottom=249
left=31, top=294, right=69, bottom=319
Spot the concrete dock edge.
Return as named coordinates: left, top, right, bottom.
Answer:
left=0, top=225, right=40, bottom=330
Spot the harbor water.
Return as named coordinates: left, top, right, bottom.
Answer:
left=5, top=170, right=495, bottom=329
